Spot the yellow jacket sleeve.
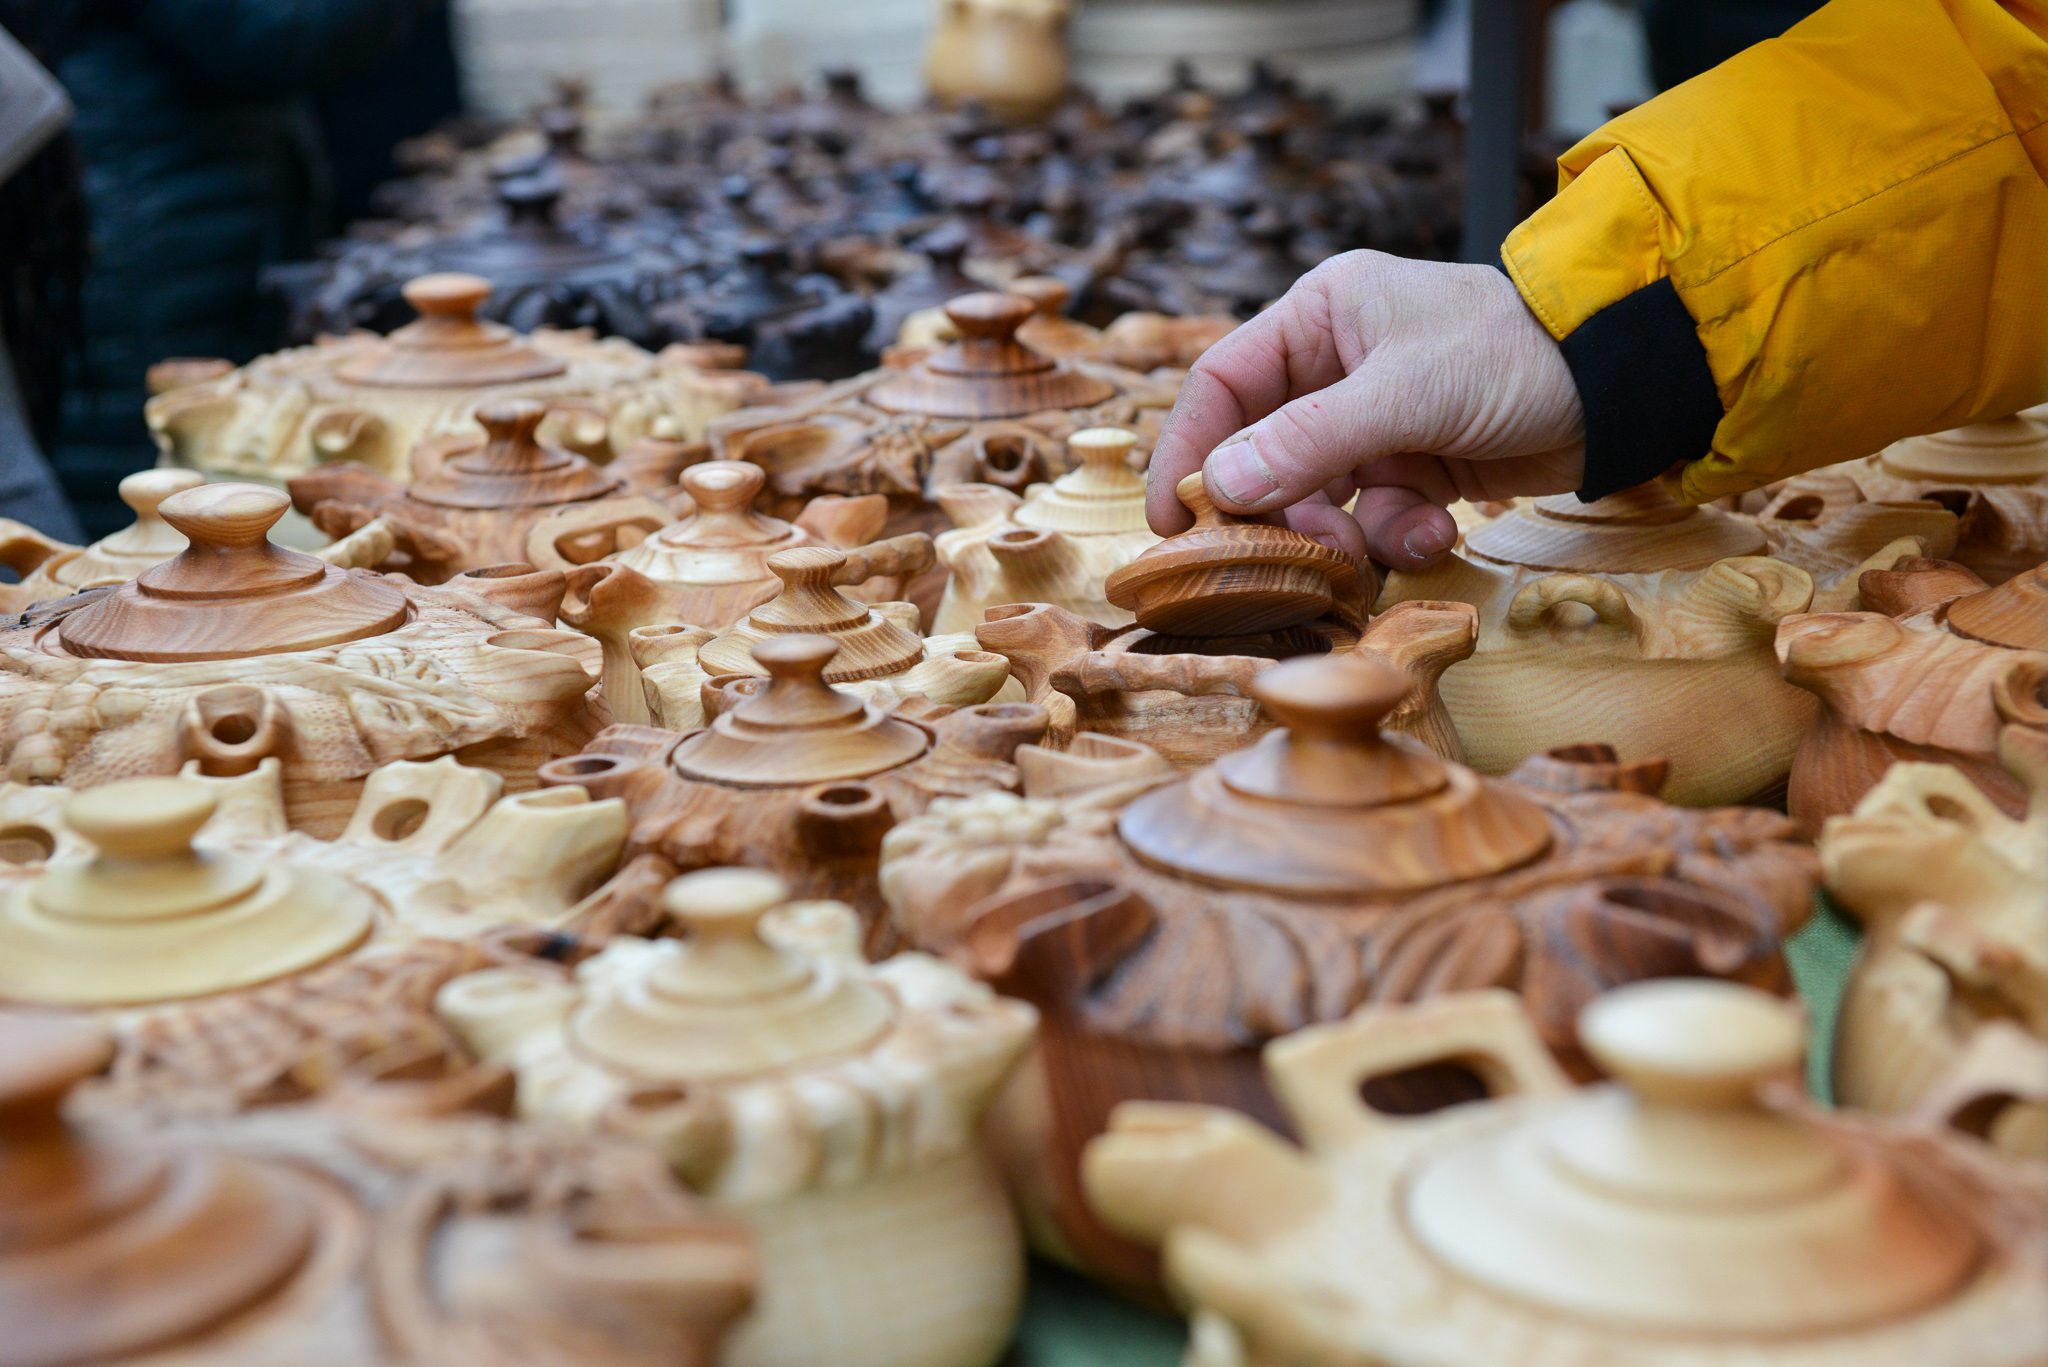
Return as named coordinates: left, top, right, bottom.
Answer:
left=1502, top=0, right=2048, bottom=503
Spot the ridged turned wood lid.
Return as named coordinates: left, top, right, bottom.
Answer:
left=52, top=468, right=205, bottom=589
left=0, top=779, right=375, bottom=1005
left=333, top=273, right=569, bottom=388
left=56, top=484, right=411, bottom=662
left=1946, top=563, right=2048, bottom=652
left=406, top=398, right=620, bottom=509
left=617, top=460, right=806, bottom=579
left=1117, top=652, right=1552, bottom=895
left=1406, top=980, right=1983, bottom=1335
left=1015, top=426, right=1152, bottom=535
left=0, top=1013, right=318, bottom=1363
left=696, top=546, right=925, bottom=683
left=1881, top=415, right=2048, bottom=483
left=568, top=867, right=895, bottom=1081
left=866, top=292, right=1117, bottom=419
left=1463, top=483, right=1765, bottom=573
left=1104, top=471, right=1358, bottom=635
left=670, top=635, right=930, bottom=786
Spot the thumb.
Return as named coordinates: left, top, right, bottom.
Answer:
left=1200, top=363, right=1424, bottom=516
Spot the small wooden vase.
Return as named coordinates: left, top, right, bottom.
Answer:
left=1778, top=557, right=2048, bottom=831
left=538, top=634, right=1048, bottom=940
left=879, top=652, right=1817, bottom=1293
left=0, top=483, right=607, bottom=834
left=1082, top=982, right=2047, bottom=1365
left=1758, top=415, right=2048, bottom=586
left=1819, top=726, right=2048, bottom=1158
left=1377, top=482, right=1947, bottom=806
left=11, top=1013, right=755, bottom=1367
left=630, top=541, right=1014, bottom=732
left=289, top=398, right=676, bottom=584
left=435, top=867, right=1035, bottom=1367
left=926, top=0, right=1072, bottom=123
left=148, top=272, right=746, bottom=484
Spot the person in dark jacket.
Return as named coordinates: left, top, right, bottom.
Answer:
left=25, top=0, right=441, bottom=535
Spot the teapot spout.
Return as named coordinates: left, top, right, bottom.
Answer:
left=1082, top=1102, right=1330, bottom=1248
left=561, top=563, right=687, bottom=727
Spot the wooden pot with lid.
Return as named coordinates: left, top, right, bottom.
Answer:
left=0, top=482, right=607, bottom=835
left=878, top=651, right=1818, bottom=1292
left=434, top=866, right=1036, bottom=1367
left=1084, top=981, right=2047, bottom=1366
left=5, top=1012, right=756, bottom=1367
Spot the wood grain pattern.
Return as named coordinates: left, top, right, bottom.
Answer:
left=332, top=273, right=568, bottom=388
left=865, top=293, right=1118, bottom=419
left=1462, top=484, right=1765, bottom=573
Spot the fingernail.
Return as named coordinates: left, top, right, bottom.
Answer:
left=1402, top=522, right=1453, bottom=561
left=1206, top=441, right=1278, bottom=507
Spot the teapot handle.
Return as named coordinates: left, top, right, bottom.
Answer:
left=0, top=519, right=70, bottom=577
left=524, top=498, right=675, bottom=572
left=1505, top=574, right=1638, bottom=637
left=1052, top=649, right=1269, bottom=699
left=831, top=531, right=936, bottom=586
left=1263, top=990, right=1570, bottom=1155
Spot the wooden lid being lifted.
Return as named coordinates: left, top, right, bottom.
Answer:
left=56, top=484, right=411, bottom=662
left=1015, top=426, right=1151, bottom=536
left=0, top=1013, right=319, bottom=1363
left=1117, top=652, right=1552, bottom=895
left=333, top=273, right=569, bottom=389
left=696, top=546, right=925, bottom=683
left=1463, top=483, right=1765, bottom=573
left=866, top=292, right=1117, bottom=419
left=1946, top=562, right=2048, bottom=652
left=406, top=398, right=620, bottom=509
left=1105, top=471, right=1357, bottom=635
left=670, top=635, right=930, bottom=787
left=568, top=867, right=896, bottom=1082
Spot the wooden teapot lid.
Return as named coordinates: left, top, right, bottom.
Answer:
left=53, top=468, right=206, bottom=588
left=1010, top=276, right=1101, bottom=358
left=333, top=273, right=569, bottom=389
left=406, top=398, right=620, bottom=509
left=865, top=292, right=1118, bottom=419
left=670, top=635, right=930, bottom=786
left=1881, top=415, right=2048, bottom=483
left=1946, top=562, right=2048, bottom=652
left=0, top=1013, right=318, bottom=1363
left=1104, top=471, right=1358, bottom=635
left=618, top=460, right=803, bottom=575
left=0, top=779, right=376, bottom=1005
left=696, top=546, right=925, bottom=682
left=56, top=484, right=411, bottom=662
left=1463, top=483, right=1765, bottom=573
left=1117, top=652, right=1552, bottom=895
left=1014, top=427, right=1151, bottom=535
left=1407, top=979, right=1983, bottom=1335
left=568, top=867, right=894, bottom=1082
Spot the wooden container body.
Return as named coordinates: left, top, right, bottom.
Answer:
left=931, top=485, right=1159, bottom=635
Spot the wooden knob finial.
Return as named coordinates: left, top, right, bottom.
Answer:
left=402, top=271, right=493, bottom=319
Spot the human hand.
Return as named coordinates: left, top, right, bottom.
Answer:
left=1146, top=252, right=1587, bottom=568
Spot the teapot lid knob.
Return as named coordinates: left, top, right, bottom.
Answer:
left=1578, top=978, right=1804, bottom=1109
left=681, top=459, right=767, bottom=515
left=118, top=467, right=206, bottom=521
left=402, top=271, right=493, bottom=319
left=64, top=777, right=215, bottom=863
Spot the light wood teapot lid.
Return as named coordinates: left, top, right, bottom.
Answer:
left=619, top=460, right=803, bottom=571
left=333, top=273, right=569, bottom=389
left=1104, top=471, right=1359, bottom=635
left=696, top=546, right=925, bottom=682
left=1946, top=562, right=2048, bottom=652
left=406, top=397, right=620, bottom=509
left=0, top=779, right=376, bottom=1005
left=56, top=484, right=411, bottom=661
left=567, top=868, right=895, bottom=1082
left=1881, top=415, right=2048, bottom=483
left=670, top=634, right=930, bottom=786
left=0, top=1012, right=318, bottom=1363
left=1406, top=980, right=1983, bottom=1335
left=1014, top=426, right=1151, bottom=535
left=1463, top=482, right=1766, bottom=573
left=865, top=292, right=1117, bottom=419
left=52, top=468, right=205, bottom=589
left=1117, top=652, right=1552, bottom=895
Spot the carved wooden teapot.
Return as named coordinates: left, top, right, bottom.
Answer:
left=878, top=651, right=1818, bottom=1291
left=539, top=634, right=1048, bottom=938
left=1777, top=557, right=2048, bottom=831
left=1082, top=981, right=2048, bottom=1366
left=6, top=1012, right=756, bottom=1367
left=1377, top=481, right=1948, bottom=805
left=1819, top=726, right=2048, bottom=1159
left=287, top=397, right=676, bottom=584
left=0, top=468, right=205, bottom=610
left=148, top=273, right=746, bottom=485
left=931, top=426, right=1161, bottom=634
left=627, top=544, right=1013, bottom=732
left=0, top=483, right=607, bottom=834
left=1757, top=415, right=2048, bottom=586
left=434, top=866, right=1036, bottom=1367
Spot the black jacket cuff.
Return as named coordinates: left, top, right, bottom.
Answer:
left=1552, top=276, right=1725, bottom=501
